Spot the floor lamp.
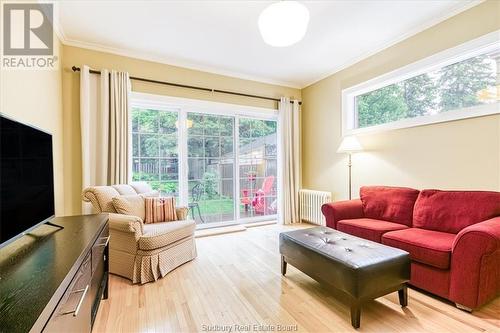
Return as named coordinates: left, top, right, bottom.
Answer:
left=337, top=136, right=363, bottom=200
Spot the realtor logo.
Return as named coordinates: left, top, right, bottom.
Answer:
left=2, top=2, right=57, bottom=69
left=3, top=3, right=53, bottom=55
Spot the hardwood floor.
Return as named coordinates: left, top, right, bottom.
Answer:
left=94, top=223, right=500, bottom=333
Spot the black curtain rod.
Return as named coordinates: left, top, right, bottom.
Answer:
left=71, top=66, right=301, bottom=106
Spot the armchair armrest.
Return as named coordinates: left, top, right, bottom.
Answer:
left=450, top=217, right=500, bottom=309
left=321, top=199, right=364, bottom=229
left=108, top=213, right=144, bottom=238
left=176, top=206, right=189, bottom=221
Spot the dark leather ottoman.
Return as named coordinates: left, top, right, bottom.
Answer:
left=279, top=226, right=410, bottom=328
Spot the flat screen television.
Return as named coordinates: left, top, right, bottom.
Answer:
left=0, top=114, right=55, bottom=247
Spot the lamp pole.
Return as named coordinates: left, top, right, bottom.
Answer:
left=337, top=136, right=362, bottom=201
left=348, top=153, right=352, bottom=200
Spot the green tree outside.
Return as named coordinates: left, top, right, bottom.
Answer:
left=357, top=53, right=496, bottom=127
left=403, top=74, right=438, bottom=117
left=132, top=109, right=278, bottom=218
left=439, top=56, right=496, bottom=111
left=357, top=84, right=408, bottom=127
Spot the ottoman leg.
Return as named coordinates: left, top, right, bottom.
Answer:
left=281, top=255, right=287, bottom=275
left=350, top=303, right=361, bottom=329
left=398, top=285, right=408, bottom=307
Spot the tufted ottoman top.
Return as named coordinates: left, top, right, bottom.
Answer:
left=279, top=226, right=410, bottom=300
left=280, top=226, right=409, bottom=269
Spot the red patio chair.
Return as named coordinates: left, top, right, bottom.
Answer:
left=252, top=175, right=275, bottom=215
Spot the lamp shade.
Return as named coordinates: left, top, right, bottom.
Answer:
left=337, top=136, right=363, bottom=153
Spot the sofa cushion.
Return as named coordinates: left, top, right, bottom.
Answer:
left=360, top=186, right=420, bottom=226
left=112, top=184, right=137, bottom=195
left=131, top=181, right=154, bottom=194
left=112, top=195, right=145, bottom=220
left=413, top=190, right=500, bottom=234
left=337, top=218, right=409, bottom=243
left=139, top=220, right=195, bottom=250
left=382, top=228, right=455, bottom=269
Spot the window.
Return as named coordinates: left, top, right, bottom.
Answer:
left=238, top=118, right=278, bottom=219
left=342, top=32, right=500, bottom=135
left=187, top=113, right=235, bottom=224
left=132, top=107, right=179, bottom=198
left=130, top=93, right=280, bottom=228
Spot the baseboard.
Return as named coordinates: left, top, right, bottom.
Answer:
left=244, top=220, right=277, bottom=228
left=195, top=225, right=247, bottom=238
left=195, top=220, right=278, bottom=238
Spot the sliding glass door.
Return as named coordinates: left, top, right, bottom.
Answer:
left=132, top=107, right=179, bottom=200
left=131, top=95, right=279, bottom=228
left=187, top=113, right=235, bottom=224
left=238, top=118, right=278, bottom=220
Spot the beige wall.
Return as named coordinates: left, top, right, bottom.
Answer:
left=301, top=0, right=500, bottom=200
left=61, top=45, right=300, bottom=215
left=0, top=39, right=65, bottom=216
left=4, top=1, right=496, bottom=217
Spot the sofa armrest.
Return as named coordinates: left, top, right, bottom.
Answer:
left=82, top=187, right=102, bottom=213
left=450, top=217, right=500, bottom=309
left=176, top=206, right=189, bottom=221
left=321, top=199, right=364, bottom=229
left=108, top=213, right=144, bottom=237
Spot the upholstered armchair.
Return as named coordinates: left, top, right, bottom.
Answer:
left=82, top=182, right=197, bottom=284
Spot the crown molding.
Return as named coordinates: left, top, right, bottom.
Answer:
left=56, top=28, right=301, bottom=89
left=301, top=0, right=485, bottom=88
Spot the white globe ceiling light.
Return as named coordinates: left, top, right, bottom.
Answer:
left=258, top=1, right=310, bottom=47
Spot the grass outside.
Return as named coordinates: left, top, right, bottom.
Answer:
left=198, top=198, right=235, bottom=214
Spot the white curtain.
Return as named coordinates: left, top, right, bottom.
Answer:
left=80, top=65, right=131, bottom=212
left=109, top=71, right=132, bottom=183
left=279, top=97, right=300, bottom=224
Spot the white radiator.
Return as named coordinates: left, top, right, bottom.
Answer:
left=299, top=189, right=332, bottom=226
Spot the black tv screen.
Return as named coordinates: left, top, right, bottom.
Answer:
left=0, top=115, right=55, bottom=247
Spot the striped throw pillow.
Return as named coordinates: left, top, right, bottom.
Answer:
left=144, top=197, right=177, bottom=223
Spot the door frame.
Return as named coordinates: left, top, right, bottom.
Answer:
left=130, top=92, right=281, bottom=228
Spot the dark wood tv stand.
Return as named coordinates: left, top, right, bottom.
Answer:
left=0, top=214, right=109, bottom=332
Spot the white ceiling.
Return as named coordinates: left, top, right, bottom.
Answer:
left=57, top=0, right=480, bottom=88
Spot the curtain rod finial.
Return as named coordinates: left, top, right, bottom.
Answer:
left=72, top=66, right=80, bottom=72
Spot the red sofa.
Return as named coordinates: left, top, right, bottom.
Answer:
left=321, top=186, right=500, bottom=310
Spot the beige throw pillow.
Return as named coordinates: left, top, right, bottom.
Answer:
left=112, top=195, right=146, bottom=221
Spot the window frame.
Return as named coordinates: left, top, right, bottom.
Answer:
left=130, top=92, right=281, bottom=228
left=131, top=106, right=181, bottom=199
left=342, top=30, right=500, bottom=136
